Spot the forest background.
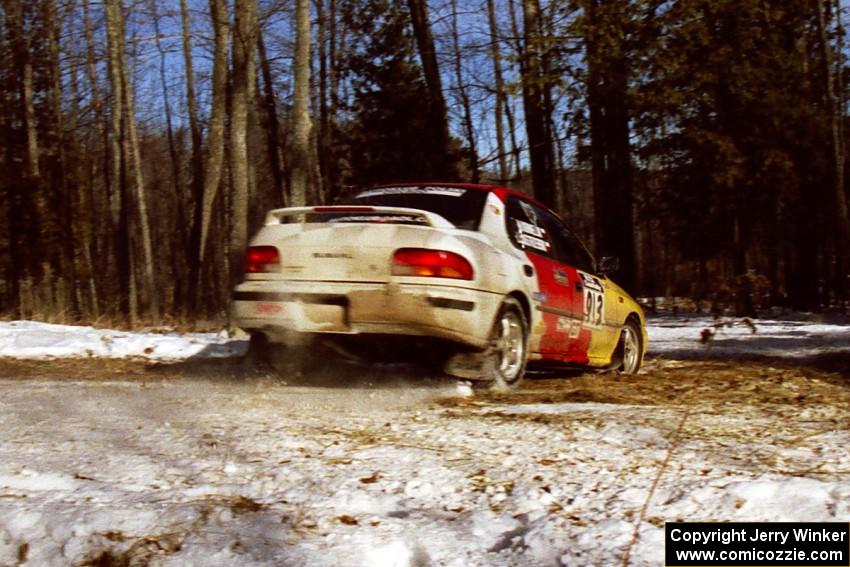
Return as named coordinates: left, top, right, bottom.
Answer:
left=1, top=0, right=848, bottom=326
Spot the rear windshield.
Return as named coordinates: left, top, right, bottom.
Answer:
left=340, top=186, right=489, bottom=230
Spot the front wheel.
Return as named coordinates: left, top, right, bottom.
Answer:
left=486, top=298, right=529, bottom=390
left=618, top=320, right=643, bottom=374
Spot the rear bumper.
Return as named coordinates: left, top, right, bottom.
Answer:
left=231, top=280, right=503, bottom=349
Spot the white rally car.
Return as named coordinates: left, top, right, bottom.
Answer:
left=231, top=183, right=646, bottom=388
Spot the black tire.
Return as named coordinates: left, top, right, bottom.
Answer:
left=245, top=331, right=308, bottom=378
left=617, top=319, right=643, bottom=374
left=245, top=331, right=273, bottom=368
left=486, top=298, right=529, bottom=390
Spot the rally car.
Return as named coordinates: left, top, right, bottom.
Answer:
left=231, top=183, right=647, bottom=388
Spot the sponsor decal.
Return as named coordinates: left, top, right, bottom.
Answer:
left=532, top=291, right=548, bottom=303
left=579, top=271, right=604, bottom=292
left=516, top=219, right=546, bottom=238
left=519, top=200, right=538, bottom=225
left=554, top=269, right=569, bottom=285
left=556, top=317, right=582, bottom=338
left=357, top=186, right=467, bottom=198
left=517, top=233, right=550, bottom=252
left=515, top=219, right=551, bottom=252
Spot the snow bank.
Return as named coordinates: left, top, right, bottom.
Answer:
left=646, top=315, right=850, bottom=362
left=1, top=314, right=847, bottom=363
left=0, top=320, right=246, bottom=361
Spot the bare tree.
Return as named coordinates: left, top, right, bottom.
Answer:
left=151, top=0, right=187, bottom=310
left=257, top=28, right=287, bottom=205
left=195, top=0, right=230, bottom=309
left=103, top=0, right=159, bottom=321
left=486, top=0, right=508, bottom=182
left=520, top=0, right=556, bottom=205
left=817, top=0, right=850, bottom=304
left=449, top=0, right=478, bottom=182
left=103, top=0, right=133, bottom=320
left=290, top=0, right=313, bottom=206
left=407, top=0, right=454, bottom=179
left=316, top=0, right=331, bottom=197
left=230, top=0, right=258, bottom=284
left=5, top=0, right=40, bottom=183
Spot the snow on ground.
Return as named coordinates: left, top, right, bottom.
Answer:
left=0, top=315, right=848, bottom=566
left=648, top=314, right=850, bottom=363
left=1, top=314, right=847, bottom=364
left=0, top=320, right=246, bottom=361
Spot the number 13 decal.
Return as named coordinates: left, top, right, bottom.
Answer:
left=584, top=289, right=604, bottom=326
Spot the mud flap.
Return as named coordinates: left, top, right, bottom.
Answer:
left=443, top=349, right=497, bottom=381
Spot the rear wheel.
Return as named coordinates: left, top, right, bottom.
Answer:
left=486, top=298, right=529, bottom=390
left=245, top=331, right=309, bottom=378
left=618, top=320, right=643, bottom=374
left=246, top=331, right=273, bottom=367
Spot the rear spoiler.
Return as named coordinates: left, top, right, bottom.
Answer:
left=264, top=206, right=455, bottom=229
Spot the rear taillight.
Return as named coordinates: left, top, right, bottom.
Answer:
left=245, top=246, right=280, bottom=273
left=392, top=248, right=474, bottom=280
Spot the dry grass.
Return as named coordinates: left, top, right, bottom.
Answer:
left=1, top=356, right=849, bottom=411
left=440, top=359, right=850, bottom=409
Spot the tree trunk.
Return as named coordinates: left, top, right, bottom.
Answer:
left=450, top=0, right=478, bottom=182
left=407, top=0, right=455, bottom=180
left=506, top=0, right=524, bottom=181
left=151, top=0, right=186, bottom=312
left=816, top=0, right=849, bottom=305
left=195, top=0, right=230, bottom=313
left=66, top=16, right=100, bottom=319
left=44, top=0, right=78, bottom=317
left=110, top=0, right=159, bottom=320
left=183, top=0, right=208, bottom=315
left=257, top=29, right=287, bottom=205
left=180, top=0, right=203, bottom=198
left=3, top=0, right=38, bottom=315
left=230, top=0, right=258, bottom=286
left=5, top=1, right=40, bottom=183
left=82, top=0, right=114, bottom=314
left=520, top=0, right=556, bottom=204
left=103, top=0, right=133, bottom=321
left=486, top=0, right=508, bottom=183
left=327, top=0, right=340, bottom=201
left=291, top=0, right=313, bottom=207
left=583, top=0, right=636, bottom=292
left=316, top=0, right=334, bottom=199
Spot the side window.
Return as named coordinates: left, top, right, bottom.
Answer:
left=505, top=197, right=595, bottom=271
left=549, top=218, right=595, bottom=273
left=504, top=197, right=555, bottom=259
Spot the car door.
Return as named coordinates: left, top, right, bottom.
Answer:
left=549, top=219, right=622, bottom=363
left=504, top=197, right=586, bottom=361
